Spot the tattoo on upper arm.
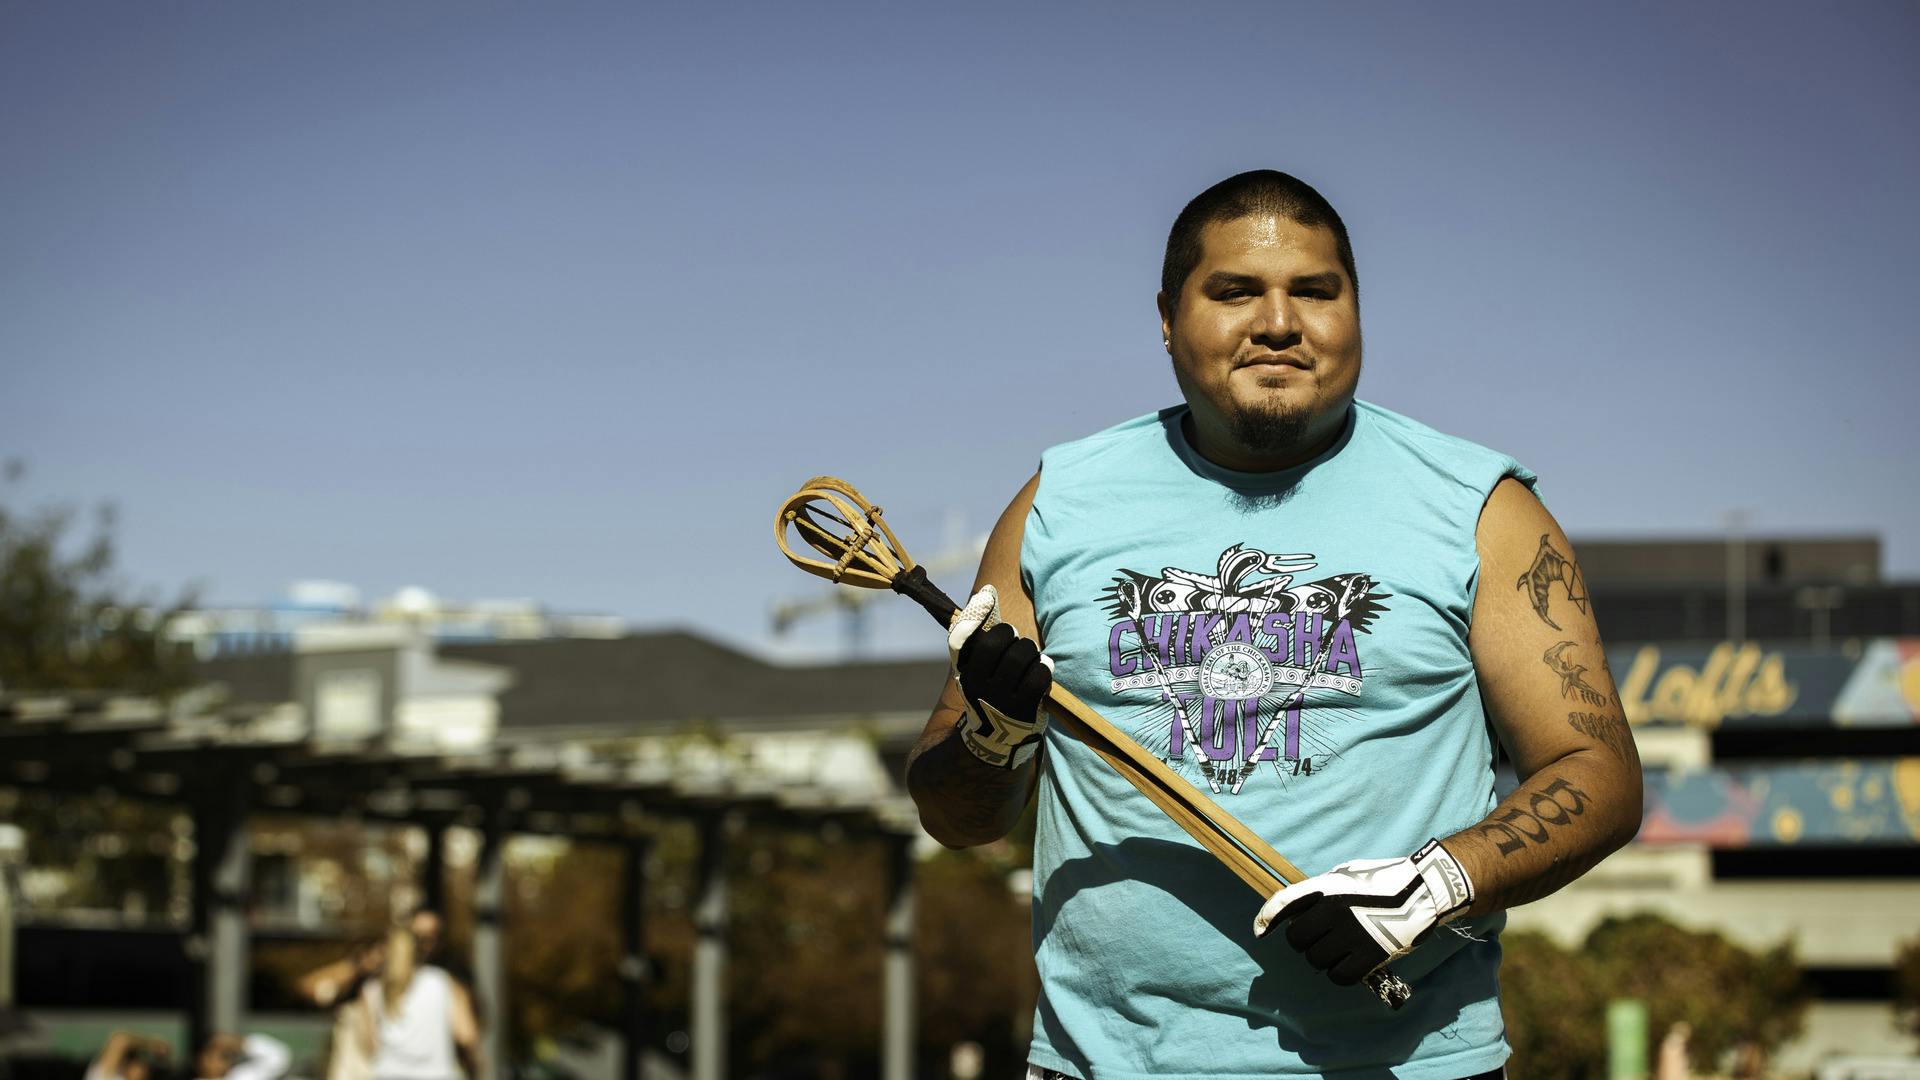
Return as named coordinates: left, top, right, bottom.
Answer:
left=1543, top=641, right=1610, bottom=707
left=1477, top=776, right=1590, bottom=857
left=1515, top=534, right=1589, bottom=629
left=1567, top=710, right=1635, bottom=764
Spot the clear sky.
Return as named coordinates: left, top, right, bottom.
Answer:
left=4, top=2, right=1916, bottom=661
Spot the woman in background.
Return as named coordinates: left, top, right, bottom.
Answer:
left=360, top=922, right=482, bottom=1080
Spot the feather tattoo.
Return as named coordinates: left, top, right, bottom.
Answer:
left=1544, top=641, right=1610, bottom=707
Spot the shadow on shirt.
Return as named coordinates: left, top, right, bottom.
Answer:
left=1033, top=835, right=1480, bottom=1080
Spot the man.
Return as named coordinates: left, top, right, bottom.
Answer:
left=87, top=1031, right=291, bottom=1080
left=192, top=1033, right=292, bottom=1080
left=84, top=1032, right=172, bottom=1080
left=905, top=170, right=1643, bottom=1079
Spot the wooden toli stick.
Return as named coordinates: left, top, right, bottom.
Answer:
left=776, top=476, right=1413, bottom=1009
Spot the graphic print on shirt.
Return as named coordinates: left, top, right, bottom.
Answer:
left=1101, top=544, right=1390, bottom=794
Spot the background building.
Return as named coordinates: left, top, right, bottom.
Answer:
left=1512, top=535, right=1920, bottom=1070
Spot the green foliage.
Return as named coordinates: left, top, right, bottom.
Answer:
left=0, top=461, right=194, bottom=695
left=909, top=845, right=1038, bottom=1075
left=484, top=823, right=1036, bottom=1078
left=1896, top=934, right=1920, bottom=1041
left=1500, top=931, right=1610, bottom=1079
left=1501, top=913, right=1809, bottom=1080
left=0, top=786, right=184, bottom=918
left=1586, top=913, right=1807, bottom=1067
left=0, top=466, right=202, bottom=916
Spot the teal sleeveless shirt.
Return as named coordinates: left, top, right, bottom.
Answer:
left=1019, top=400, right=1534, bottom=1080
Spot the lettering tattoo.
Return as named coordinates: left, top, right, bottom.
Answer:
left=1567, top=710, right=1635, bottom=764
left=1515, top=534, right=1589, bottom=630
left=1477, top=777, right=1590, bottom=857
left=1544, top=641, right=1610, bottom=707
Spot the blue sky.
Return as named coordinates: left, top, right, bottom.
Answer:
left=4, top=2, right=1916, bottom=660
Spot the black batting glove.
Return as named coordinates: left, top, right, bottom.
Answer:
left=947, top=585, right=1052, bottom=768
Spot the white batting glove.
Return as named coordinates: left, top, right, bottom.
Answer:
left=1253, top=839, right=1474, bottom=987
left=948, top=585, right=1052, bottom=769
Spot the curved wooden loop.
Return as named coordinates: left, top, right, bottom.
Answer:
left=776, top=476, right=919, bottom=590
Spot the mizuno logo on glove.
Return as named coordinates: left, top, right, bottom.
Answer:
left=1253, top=838, right=1475, bottom=988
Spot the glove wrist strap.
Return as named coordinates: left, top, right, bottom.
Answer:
left=1412, top=838, right=1475, bottom=923
left=957, top=698, right=1044, bottom=769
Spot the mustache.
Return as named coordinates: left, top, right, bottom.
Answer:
left=1232, top=346, right=1314, bottom=369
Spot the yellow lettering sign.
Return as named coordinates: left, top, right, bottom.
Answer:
left=1615, top=643, right=1799, bottom=727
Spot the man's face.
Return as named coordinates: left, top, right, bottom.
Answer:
left=1159, top=213, right=1361, bottom=470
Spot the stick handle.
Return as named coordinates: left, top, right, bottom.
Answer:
left=894, top=563, right=1412, bottom=1009
left=1043, top=686, right=1413, bottom=1010
left=891, top=564, right=960, bottom=625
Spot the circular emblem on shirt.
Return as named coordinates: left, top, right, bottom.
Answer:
left=1198, top=642, right=1272, bottom=700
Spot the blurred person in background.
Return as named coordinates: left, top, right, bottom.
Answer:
left=190, top=1035, right=290, bottom=1080
left=297, top=909, right=467, bottom=1080
left=358, top=920, right=482, bottom=1080
left=85, top=1032, right=171, bottom=1080
left=296, top=937, right=388, bottom=1010
left=1657, top=1022, right=1692, bottom=1080
left=297, top=937, right=385, bottom=1080
left=90, top=1031, right=290, bottom=1080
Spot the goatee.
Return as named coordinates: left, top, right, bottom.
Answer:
left=1228, top=404, right=1314, bottom=458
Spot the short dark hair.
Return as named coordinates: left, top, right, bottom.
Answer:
left=1160, top=170, right=1358, bottom=312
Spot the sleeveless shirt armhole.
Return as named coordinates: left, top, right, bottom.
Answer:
left=1462, top=465, right=1543, bottom=631
left=1019, top=462, right=1046, bottom=609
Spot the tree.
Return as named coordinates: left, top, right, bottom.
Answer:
left=1500, top=931, right=1610, bottom=1080
left=1586, top=913, right=1807, bottom=1070
left=458, top=819, right=1038, bottom=1079
left=1895, top=934, right=1920, bottom=1043
left=0, top=460, right=194, bottom=696
left=1500, top=914, right=1809, bottom=1080
left=0, top=463, right=196, bottom=918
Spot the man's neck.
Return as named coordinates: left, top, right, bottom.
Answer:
left=1184, top=406, right=1351, bottom=473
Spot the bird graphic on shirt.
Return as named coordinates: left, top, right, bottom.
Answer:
left=1101, top=544, right=1390, bottom=647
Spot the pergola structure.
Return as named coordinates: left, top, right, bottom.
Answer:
left=0, top=690, right=922, bottom=1080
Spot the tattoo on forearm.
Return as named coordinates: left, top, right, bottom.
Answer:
left=1543, top=641, right=1610, bottom=707
left=909, top=724, right=1034, bottom=842
left=1567, top=710, right=1635, bottom=764
left=1515, top=534, right=1589, bottom=629
left=1477, top=777, right=1590, bottom=857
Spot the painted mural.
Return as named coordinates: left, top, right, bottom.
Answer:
left=1638, top=758, right=1920, bottom=846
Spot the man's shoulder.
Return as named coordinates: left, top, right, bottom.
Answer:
left=1355, top=399, right=1498, bottom=455
left=1039, top=406, right=1183, bottom=470
left=1355, top=399, right=1533, bottom=486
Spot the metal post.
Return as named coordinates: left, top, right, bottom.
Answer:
left=691, top=815, right=728, bottom=1080
left=881, top=833, right=916, bottom=1080
left=619, top=838, right=652, bottom=1080
left=1725, top=510, right=1747, bottom=643
left=473, top=820, right=509, bottom=1080
left=1797, top=586, right=1842, bottom=651
left=0, top=824, right=23, bottom=1020
left=188, top=778, right=251, bottom=1048
left=421, top=822, right=447, bottom=915
left=0, top=826, right=16, bottom=1080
